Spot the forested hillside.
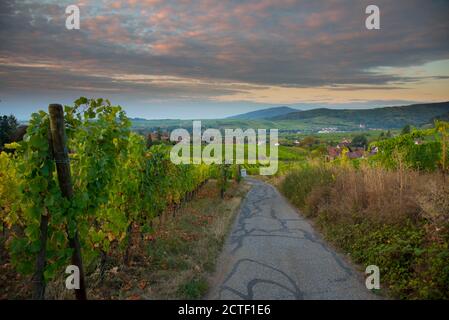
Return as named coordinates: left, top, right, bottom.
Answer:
left=271, top=102, right=449, bottom=128
left=130, top=102, right=449, bottom=133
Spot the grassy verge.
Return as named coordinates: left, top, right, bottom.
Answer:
left=0, top=179, right=250, bottom=300
left=278, top=164, right=449, bottom=299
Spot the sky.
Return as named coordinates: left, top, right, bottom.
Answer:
left=0, top=0, right=448, bottom=120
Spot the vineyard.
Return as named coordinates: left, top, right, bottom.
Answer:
left=370, top=121, right=449, bottom=172
left=0, top=98, right=220, bottom=299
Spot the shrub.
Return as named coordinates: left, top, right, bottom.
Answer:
left=280, top=165, right=333, bottom=211
left=280, top=164, right=449, bottom=299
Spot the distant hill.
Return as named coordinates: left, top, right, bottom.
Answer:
left=431, top=111, right=449, bottom=122
left=227, top=106, right=299, bottom=120
left=131, top=101, right=449, bottom=133
left=270, top=102, right=449, bottom=129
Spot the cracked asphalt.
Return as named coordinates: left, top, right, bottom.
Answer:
left=207, top=178, right=379, bottom=300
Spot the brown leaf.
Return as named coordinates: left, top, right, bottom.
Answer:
left=122, top=282, right=133, bottom=291
left=138, top=281, right=147, bottom=290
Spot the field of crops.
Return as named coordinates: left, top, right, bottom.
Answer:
left=0, top=98, right=214, bottom=299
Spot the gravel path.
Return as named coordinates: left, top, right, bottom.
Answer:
left=207, top=178, right=379, bottom=300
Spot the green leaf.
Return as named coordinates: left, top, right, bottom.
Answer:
left=75, top=97, right=88, bottom=105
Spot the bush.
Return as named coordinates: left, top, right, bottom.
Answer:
left=280, top=165, right=333, bottom=211
left=0, top=115, right=19, bottom=149
left=351, top=134, right=368, bottom=149
left=372, top=125, right=449, bottom=171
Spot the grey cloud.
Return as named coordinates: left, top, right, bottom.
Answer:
left=0, top=0, right=448, bottom=96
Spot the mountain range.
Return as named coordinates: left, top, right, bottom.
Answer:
left=227, top=106, right=299, bottom=120
left=131, top=101, right=449, bottom=133
left=270, top=102, right=449, bottom=128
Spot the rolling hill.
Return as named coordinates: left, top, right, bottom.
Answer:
left=227, top=106, right=299, bottom=120
left=131, top=101, right=449, bottom=133
left=270, top=102, right=449, bottom=129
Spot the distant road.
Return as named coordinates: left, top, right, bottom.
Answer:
left=207, top=178, right=379, bottom=300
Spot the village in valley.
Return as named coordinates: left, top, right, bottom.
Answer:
left=326, top=138, right=377, bottom=161
left=278, top=122, right=430, bottom=164
left=133, top=124, right=424, bottom=165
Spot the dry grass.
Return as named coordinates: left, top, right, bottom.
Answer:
left=293, top=164, right=449, bottom=229
left=280, top=164, right=449, bottom=299
left=334, top=166, right=447, bottom=227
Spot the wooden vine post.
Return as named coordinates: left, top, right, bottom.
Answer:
left=48, top=104, right=87, bottom=300
left=31, top=210, right=49, bottom=299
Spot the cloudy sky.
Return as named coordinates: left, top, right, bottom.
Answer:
left=0, top=0, right=448, bottom=119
